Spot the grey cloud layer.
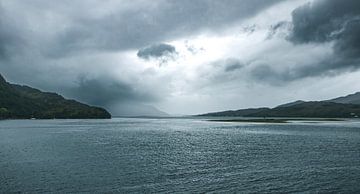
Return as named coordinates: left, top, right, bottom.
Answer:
left=2, top=0, right=359, bottom=114
left=0, top=7, right=21, bottom=60
left=42, top=0, right=284, bottom=57
left=0, top=0, right=283, bottom=113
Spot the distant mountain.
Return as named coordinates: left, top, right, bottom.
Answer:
left=0, top=74, right=111, bottom=119
left=328, top=92, right=360, bottom=105
left=199, top=108, right=269, bottom=117
left=249, top=102, right=360, bottom=118
left=198, top=92, right=360, bottom=118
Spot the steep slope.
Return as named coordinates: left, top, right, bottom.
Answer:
left=0, top=74, right=111, bottom=119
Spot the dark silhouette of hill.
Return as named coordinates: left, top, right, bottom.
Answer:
left=248, top=102, right=360, bottom=118
left=199, top=108, right=270, bottom=117
left=0, top=74, right=111, bottom=119
left=198, top=92, right=360, bottom=118
left=328, top=92, right=360, bottom=105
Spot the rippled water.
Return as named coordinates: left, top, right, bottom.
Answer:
left=1, top=118, right=360, bottom=193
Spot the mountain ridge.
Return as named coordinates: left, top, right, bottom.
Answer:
left=328, top=92, right=360, bottom=105
left=0, top=74, right=111, bottom=119
left=198, top=92, right=360, bottom=118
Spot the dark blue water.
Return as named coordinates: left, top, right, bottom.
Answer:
left=1, top=118, right=360, bottom=193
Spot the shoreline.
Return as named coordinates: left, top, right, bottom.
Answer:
left=207, top=118, right=345, bottom=123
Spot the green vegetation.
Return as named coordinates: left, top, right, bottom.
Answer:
left=0, top=74, right=111, bottom=119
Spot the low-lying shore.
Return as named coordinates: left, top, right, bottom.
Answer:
left=208, top=118, right=345, bottom=123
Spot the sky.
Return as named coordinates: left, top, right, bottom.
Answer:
left=1, top=0, right=360, bottom=116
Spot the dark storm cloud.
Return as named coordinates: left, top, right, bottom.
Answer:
left=289, top=0, right=360, bottom=43
left=137, top=43, right=176, bottom=60
left=65, top=76, right=158, bottom=107
left=0, top=18, right=7, bottom=58
left=288, top=0, right=360, bottom=73
left=0, top=5, right=22, bottom=60
left=43, top=0, right=284, bottom=57
left=250, top=0, right=360, bottom=85
left=333, top=19, right=360, bottom=58
left=0, top=4, right=6, bottom=58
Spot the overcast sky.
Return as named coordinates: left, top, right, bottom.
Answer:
left=1, top=0, right=360, bottom=115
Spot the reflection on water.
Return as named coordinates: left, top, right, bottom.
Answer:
left=1, top=118, right=360, bottom=193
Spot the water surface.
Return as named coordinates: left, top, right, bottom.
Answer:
left=1, top=118, right=359, bottom=193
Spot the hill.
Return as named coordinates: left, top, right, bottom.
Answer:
left=276, top=100, right=305, bottom=108
left=199, top=108, right=269, bottom=117
left=0, top=74, right=111, bottom=119
left=198, top=92, right=360, bottom=118
left=248, top=102, right=360, bottom=118
left=328, top=92, right=360, bottom=105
